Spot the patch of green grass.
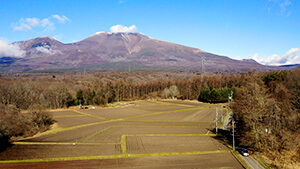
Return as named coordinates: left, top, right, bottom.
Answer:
left=127, top=150, right=231, bottom=158
left=121, top=135, right=127, bottom=154
left=124, top=134, right=216, bottom=137
left=0, top=154, right=126, bottom=163
left=124, top=119, right=214, bottom=123
left=13, top=142, right=120, bottom=145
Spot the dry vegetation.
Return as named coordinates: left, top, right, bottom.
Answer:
left=233, top=69, right=300, bottom=168
left=0, top=69, right=299, bottom=168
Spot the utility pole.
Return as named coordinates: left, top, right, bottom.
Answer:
left=216, top=107, right=218, bottom=134
left=201, top=54, right=206, bottom=79
left=232, top=118, right=235, bottom=150
left=129, top=65, right=131, bottom=73
left=229, top=90, right=233, bottom=108
left=221, top=105, right=224, bottom=122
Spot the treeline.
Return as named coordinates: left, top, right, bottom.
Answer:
left=0, top=72, right=247, bottom=109
left=233, top=69, right=300, bottom=168
left=198, top=87, right=236, bottom=103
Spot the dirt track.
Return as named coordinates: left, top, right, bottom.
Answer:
left=0, top=100, right=243, bottom=168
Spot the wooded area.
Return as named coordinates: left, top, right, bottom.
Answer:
left=233, top=69, right=300, bottom=168
left=0, top=69, right=299, bottom=168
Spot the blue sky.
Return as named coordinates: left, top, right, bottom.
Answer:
left=0, top=0, right=299, bottom=65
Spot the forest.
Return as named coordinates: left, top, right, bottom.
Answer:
left=0, top=69, right=299, bottom=168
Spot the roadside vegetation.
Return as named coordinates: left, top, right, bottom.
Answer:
left=0, top=69, right=299, bottom=168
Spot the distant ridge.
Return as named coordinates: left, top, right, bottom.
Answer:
left=0, top=32, right=297, bottom=73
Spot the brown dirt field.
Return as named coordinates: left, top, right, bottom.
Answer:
left=132, top=105, right=188, bottom=112
left=0, top=100, right=245, bottom=168
left=77, top=108, right=151, bottom=119
left=134, top=100, right=165, bottom=106
left=83, top=126, right=208, bottom=143
left=0, top=153, right=244, bottom=169
left=132, top=109, right=217, bottom=122
left=0, top=144, right=121, bottom=160
left=50, top=110, right=81, bottom=117
left=23, top=122, right=117, bottom=142
left=127, top=136, right=228, bottom=154
left=54, top=116, right=104, bottom=128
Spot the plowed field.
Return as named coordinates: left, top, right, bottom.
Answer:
left=0, top=100, right=243, bottom=169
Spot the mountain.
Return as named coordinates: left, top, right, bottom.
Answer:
left=0, top=32, right=297, bottom=73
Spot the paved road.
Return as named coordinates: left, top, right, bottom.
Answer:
left=242, top=155, right=264, bottom=169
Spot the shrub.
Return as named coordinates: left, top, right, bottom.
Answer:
left=0, top=104, right=54, bottom=147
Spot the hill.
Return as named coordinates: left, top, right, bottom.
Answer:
left=0, top=33, right=298, bottom=73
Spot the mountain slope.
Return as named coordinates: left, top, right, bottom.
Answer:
left=0, top=33, right=296, bottom=72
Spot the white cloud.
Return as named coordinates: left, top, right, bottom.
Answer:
left=35, top=46, right=61, bottom=55
left=14, top=17, right=54, bottom=31
left=14, top=18, right=39, bottom=31
left=14, top=15, right=69, bottom=32
left=110, top=25, right=137, bottom=33
left=280, top=0, right=291, bottom=13
left=52, top=15, right=70, bottom=23
left=0, top=39, right=25, bottom=58
left=251, top=48, right=300, bottom=65
left=268, top=0, right=292, bottom=16
left=53, top=34, right=65, bottom=41
left=284, top=47, right=299, bottom=57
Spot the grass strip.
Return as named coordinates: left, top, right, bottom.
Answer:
left=13, top=142, right=120, bottom=145
left=0, top=150, right=231, bottom=163
left=127, top=150, right=231, bottom=158
left=121, top=135, right=127, bottom=154
left=150, top=102, right=195, bottom=108
left=72, top=109, right=111, bottom=121
left=123, top=134, right=216, bottom=137
left=113, top=125, right=208, bottom=128
left=0, top=154, right=126, bottom=163
left=0, top=147, right=228, bottom=164
left=124, top=119, right=214, bottom=123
